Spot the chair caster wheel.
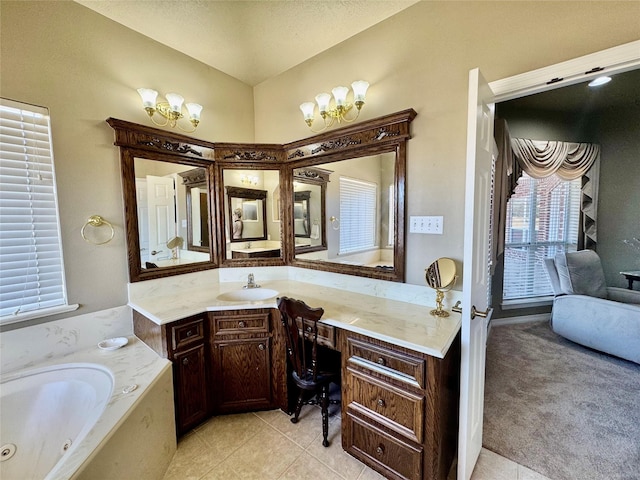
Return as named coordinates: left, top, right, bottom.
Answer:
left=290, top=417, right=298, bottom=424
left=322, top=439, right=329, bottom=447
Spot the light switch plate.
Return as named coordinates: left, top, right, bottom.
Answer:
left=409, top=215, right=443, bottom=234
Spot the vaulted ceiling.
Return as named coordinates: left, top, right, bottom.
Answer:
left=75, top=0, right=420, bottom=86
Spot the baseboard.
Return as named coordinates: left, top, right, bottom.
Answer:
left=491, top=313, right=551, bottom=327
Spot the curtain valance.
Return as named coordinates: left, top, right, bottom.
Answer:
left=511, top=139, right=600, bottom=180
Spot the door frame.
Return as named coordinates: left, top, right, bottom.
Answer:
left=462, top=38, right=640, bottom=478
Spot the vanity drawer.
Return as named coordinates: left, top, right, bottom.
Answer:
left=295, top=317, right=336, bottom=348
left=346, top=368, right=424, bottom=443
left=212, top=312, right=270, bottom=336
left=347, top=337, right=425, bottom=388
left=171, top=317, right=205, bottom=351
left=345, top=412, right=423, bottom=480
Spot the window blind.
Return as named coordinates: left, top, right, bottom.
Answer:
left=339, top=176, right=377, bottom=254
left=503, top=172, right=581, bottom=300
left=0, top=99, right=69, bottom=320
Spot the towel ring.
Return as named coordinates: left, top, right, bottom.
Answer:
left=81, top=215, right=115, bottom=245
left=330, top=216, right=340, bottom=231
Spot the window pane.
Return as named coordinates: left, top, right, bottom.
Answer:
left=0, top=99, right=68, bottom=321
left=503, top=172, right=581, bottom=301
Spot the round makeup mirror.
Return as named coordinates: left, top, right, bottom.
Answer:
left=425, top=257, right=457, bottom=317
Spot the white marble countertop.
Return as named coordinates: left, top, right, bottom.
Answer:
left=128, top=280, right=461, bottom=359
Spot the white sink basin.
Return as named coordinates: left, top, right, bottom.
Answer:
left=216, top=288, right=279, bottom=302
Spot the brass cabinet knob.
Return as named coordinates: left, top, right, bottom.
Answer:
left=238, top=321, right=246, bottom=328
left=377, top=357, right=386, bottom=366
left=186, top=330, right=194, bottom=337
left=182, top=357, right=189, bottom=366
left=377, top=398, right=385, bottom=407
left=258, top=343, right=265, bottom=351
left=306, top=326, right=313, bottom=333
left=376, top=444, right=385, bottom=455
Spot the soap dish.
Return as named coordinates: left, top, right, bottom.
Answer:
left=98, top=337, right=128, bottom=351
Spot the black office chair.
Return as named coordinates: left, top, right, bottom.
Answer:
left=277, top=296, right=340, bottom=447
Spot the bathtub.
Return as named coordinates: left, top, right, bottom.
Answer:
left=0, top=335, right=175, bottom=480
left=0, top=364, right=113, bottom=480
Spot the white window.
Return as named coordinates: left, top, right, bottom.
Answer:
left=503, top=172, right=581, bottom=301
left=0, top=99, right=75, bottom=324
left=339, top=176, right=377, bottom=254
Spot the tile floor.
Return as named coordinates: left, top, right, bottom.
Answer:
left=163, top=405, right=553, bottom=480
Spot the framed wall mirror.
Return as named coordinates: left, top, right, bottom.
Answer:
left=220, top=167, right=283, bottom=261
left=284, top=108, right=416, bottom=282
left=178, top=168, right=209, bottom=253
left=292, top=152, right=398, bottom=276
left=293, top=167, right=330, bottom=253
left=108, top=117, right=217, bottom=282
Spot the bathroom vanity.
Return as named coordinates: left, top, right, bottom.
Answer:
left=129, top=277, right=460, bottom=480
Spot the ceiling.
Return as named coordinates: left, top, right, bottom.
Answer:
left=75, top=0, right=420, bottom=86
left=500, top=69, right=640, bottom=114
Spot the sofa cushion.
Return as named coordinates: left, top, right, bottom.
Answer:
left=554, top=250, right=608, bottom=298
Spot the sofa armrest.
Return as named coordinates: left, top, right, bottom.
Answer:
left=551, top=294, right=640, bottom=364
left=607, top=287, right=640, bottom=305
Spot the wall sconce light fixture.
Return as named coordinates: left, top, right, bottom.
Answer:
left=137, top=88, right=203, bottom=133
left=240, top=174, right=259, bottom=186
left=300, top=80, right=369, bottom=132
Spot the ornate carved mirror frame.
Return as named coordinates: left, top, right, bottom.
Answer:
left=108, top=109, right=416, bottom=282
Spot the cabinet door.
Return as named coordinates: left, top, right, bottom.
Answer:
left=212, top=337, right=272, bottom=413
left=174, top=344, right=208, bottom=435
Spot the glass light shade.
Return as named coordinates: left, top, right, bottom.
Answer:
left=137, top=88, right=158, bottom=108
left=300, top=102, right=316, bottom=121
left=165, top=93, right=184, bottom=113
left=315, top=93, right=331, bottom=113
left=351, top=81, right=369, bottom=103
left=331, top=86, right=349, bottom=107
left=588, top=76, right=611, bottom=87
left=185, top=103, right=203, bottom=120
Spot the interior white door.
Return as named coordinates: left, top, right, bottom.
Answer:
left=458, top=67, right=495, bottom=480
left=147, top=175, right=176, bottom=261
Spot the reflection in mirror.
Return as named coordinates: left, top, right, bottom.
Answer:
left=294, top=153, right=395, bottom=270
left=178, top=168, right=209, bottom=252
left=222, top=169, right=282, bottom=260
left=293, top=167, right=330, bottom=253
left=425, top=257, right=457, bottom=317
left=134, top=157, right=212, bottom=269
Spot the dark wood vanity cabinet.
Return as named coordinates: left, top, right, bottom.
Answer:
left=133, top=308, right=286, bottom=437
left=338, top=329, right=461, bottom=480
left=210, top=310, right=276, bottom=413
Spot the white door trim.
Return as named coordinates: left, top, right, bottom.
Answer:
left=490, top=40, right=640, bottom=102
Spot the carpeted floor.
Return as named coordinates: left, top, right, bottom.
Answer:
left=483, top=321, right=640, bottom=480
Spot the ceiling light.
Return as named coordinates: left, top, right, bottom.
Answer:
left=137, top=88, right=202, bottom=132
left=588, top=76, right=611, bottom=87
left=300, top=81, right=369, bottom=132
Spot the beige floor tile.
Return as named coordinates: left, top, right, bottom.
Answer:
left=471, top=448, right=519, bottom=480
left=279, top=451, right=345, bottom=480
left=199, top=461, right=244, bottom=480
left=518, top=464, right=553, bottom=480
left=194, top=412, right=267, bottom=460
left=256, top=407, right=325, bottom=448
left=219, top=424, right=305, bottom=480
left=162, top=446, right=225, bottom=480
left=306, top=420, right=365, bottom=480
left=356, top=465, right=388, bottom=480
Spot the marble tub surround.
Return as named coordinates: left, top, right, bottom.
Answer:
left=0, top=305, right=133, bottom=374
left=128, top=271, right=461, bottom=358
left=0, top=334, right=173, bottom=480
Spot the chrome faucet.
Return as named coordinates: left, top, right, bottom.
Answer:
left=243, top=273, right=260, bottom=289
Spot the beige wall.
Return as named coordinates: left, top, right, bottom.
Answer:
left=0, top=1, right=254, bottom=325
left=253, top=1, right=640, bottom=285
left=1, top=1, right=639, bottom=325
